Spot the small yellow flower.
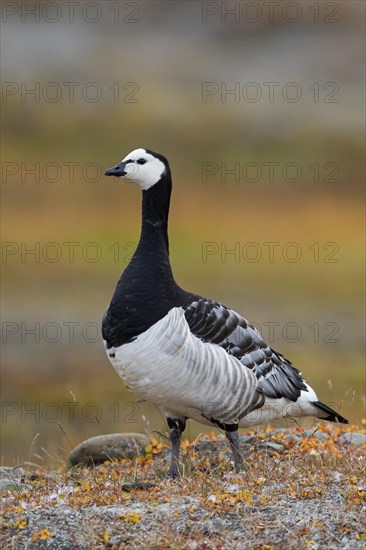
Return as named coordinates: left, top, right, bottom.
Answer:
left=118, top=512, right=141, bottom=524
left=32, top=528, right=55, bottom=541
left=15, top=519, right=27, bottom=529
left=82, top=481, right=91, bottom=491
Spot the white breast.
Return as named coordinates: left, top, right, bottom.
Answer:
left=106, top=307, right=259, bottom=426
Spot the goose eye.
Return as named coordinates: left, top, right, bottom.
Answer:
left=137, top=159, right=147, bottom=165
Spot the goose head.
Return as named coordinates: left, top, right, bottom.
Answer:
left=105, top=148, right=169, bottom=191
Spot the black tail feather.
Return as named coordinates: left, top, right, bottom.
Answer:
left=313, top=401, right=348, bottom=424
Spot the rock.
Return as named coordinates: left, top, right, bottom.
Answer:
left=68, top=433, right=151, bottom=466
left=338, top=432, right=366, bottom=446
left=331, top=471, right=343, bottom=483
left=0, top=466, right=27, bottom=492
left=194, top=518, right=225, bottom=536
left=263, top=442, right=285, bottom=452
left=225, top=483, right=241, bottom=493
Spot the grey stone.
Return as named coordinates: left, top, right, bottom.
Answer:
left=0, top=479, right=26, bottom=492
left=194, top=518, right=225, bottom=535
left=332, top=471, right=343, bottom=483
left=338, top=432, right=366, bottom=446
left=68, top=433, right=151, bottom=466
left=0, top=466, right=28, bottom=493
left=263, top=442, right=285, bottom=451
left=225, top=483, right=241, bottom=493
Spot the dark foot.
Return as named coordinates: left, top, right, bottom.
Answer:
left=167, top=417, right=186, bottom=478
left=225, top=429, right=244, bottom=471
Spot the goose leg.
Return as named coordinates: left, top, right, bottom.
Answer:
left=225, top=429, right=243, bottom=471
left=167, top=417, right=186, bottom=478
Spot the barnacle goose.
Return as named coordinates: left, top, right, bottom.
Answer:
left=103, top=148, right=348, bottom=477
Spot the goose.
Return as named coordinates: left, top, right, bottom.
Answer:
left=103, top=148, right=348, bottom=478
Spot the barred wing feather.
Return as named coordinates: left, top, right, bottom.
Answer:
left=184, top=298, right=307, bottom=402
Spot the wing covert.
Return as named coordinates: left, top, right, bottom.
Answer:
left=184, top=298, right=307, bottom=402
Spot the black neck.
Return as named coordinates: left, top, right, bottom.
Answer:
left=139, top=172, right=172, bottom=254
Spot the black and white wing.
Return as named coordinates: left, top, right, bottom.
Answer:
left=184, top=298, right=307, bottom=402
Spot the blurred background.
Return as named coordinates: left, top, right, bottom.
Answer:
left=1, top=1, right=365, bottom=465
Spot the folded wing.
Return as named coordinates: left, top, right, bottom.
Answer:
left=184, top=298, right=307, bottom=402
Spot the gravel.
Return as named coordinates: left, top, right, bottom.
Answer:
left=1, top=428, right=365, bottom=549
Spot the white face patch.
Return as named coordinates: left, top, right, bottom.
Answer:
left=120, top=148, right=166, bottom=191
